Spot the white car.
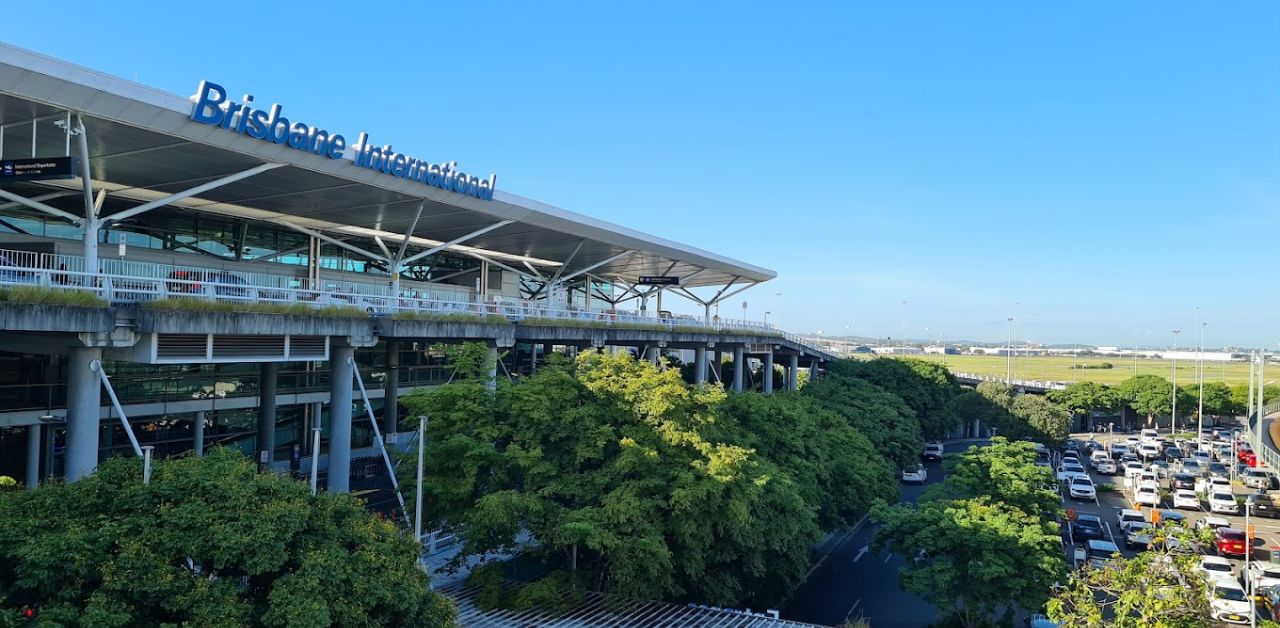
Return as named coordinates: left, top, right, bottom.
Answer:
left=1195, top=515, right=1232, bottom=532
left=923, top=442, right=945, bottom=461
left=902, top=464, right=928, bottom=484
left=1135, top=485, right=1161, bottom=507
left=1208, top=491, right=1239, bottom=515
left=1200, top=556, right=1237, bottom=584
left=1243, top=560, right=1280, bottom=591
left=1208, top=580, right=1252, bottom=625
left=1057, top=463, right=1087, bottom=482
left=1093, top=458, right=1116, bottom=475
left=1192, top=451, right=1213, bottom=466
left=1123, top=461, right=1145, bottom=480
left=1172, top=488, right=1201, bottom=510
left=1208, top=477, right=1232, bottom=493
left=1126, top=435, right=1142, bottom=448
left=1138, top=443, right=1161, bottom=460
left=1110, top=443, right=1130, bottom=458
left=1069, top=476, right=1096, bottom=500
left=1118, top=508, right=1146, bottom=529
left=1243, top=468, right=1275, bottom=490
left=1136, top=471, right=1159, bottom=491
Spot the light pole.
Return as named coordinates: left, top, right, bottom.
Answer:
left=764, top=311, right=771, bottom=325
left=741, top=300, right=747, bottom=322
left=1171, top=329, right=1180, bottom=433
left=1006, top=316, right=1014, bottom=384
left=775, top=292, right=782, bottom=328
left=900, top=300, right=908, bottom=347
left=1197, top=320, right=1205, bottom=452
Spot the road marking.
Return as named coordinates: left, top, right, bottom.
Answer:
left=801, top=554, right=829, bottom=581
left=1106, top=521, right=1117, bottom=547
left=854, top=545, right=869, bottom=563
left=883, top=553, right=893, bottom=564
left=846, top=599, right=862, bottom=619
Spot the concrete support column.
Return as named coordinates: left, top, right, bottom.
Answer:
left=972, top=419, right=981, bottom=439
left=810, top=360, right=820, bottom=382
left=694, top=347, right=708, bottom=384
left=763, top=351, right=774, bottom=395
left=25, top=424, right=40, bottom=489
left=327, top=346, right=355, bottom=494
left=65, top=345, right=102, bottom=482
left=485, top=346, right=499, bottom=392
left=542, top=343, right=553, bottom=358
left=192, top=410, right=205, bottom=457
left=308, top=401, right=323, bottom=454
left=529, top=344, right=539, bottom=374
left=713, top=350, right=723, bottom=383
left=732, top=347, right=745, bottom=392
left=383, top=341, right=401, bottom=434
left=258, top=362, right=278, bottom=468
left=788, top=354, right=799, bottom=391
left=645, top=346, right=660, bottom=366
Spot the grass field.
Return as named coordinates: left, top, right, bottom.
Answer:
left=905, top=353, right=1270, bottom=387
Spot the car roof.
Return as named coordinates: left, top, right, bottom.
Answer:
left=1203, top=555, right=1232, bottom=564
left=1202, top=516, right=1230, bottom=524
left=1121, top=508, right=1143, bottom=517
left=1087, top=540, right=1119, bottom=551
left=1077, top=513, right=1102, bottom=522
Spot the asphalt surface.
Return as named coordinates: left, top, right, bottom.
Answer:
left=782, top=440, right=984, bottom=627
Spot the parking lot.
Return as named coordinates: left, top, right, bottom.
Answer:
left=1057, top=429, right=1277, bottom=623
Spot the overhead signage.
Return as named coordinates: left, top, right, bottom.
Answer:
left=0, top=157, right=75, bottom=181
left=638, top=275, right=679, bottom=286
left=188, top=80, right=496, bottom=201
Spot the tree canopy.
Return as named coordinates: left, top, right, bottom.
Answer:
left=0, top=449, right=455, bottom=627
left=801, top=368, right=925, bottom=469
left=1048, top=381, right=1122, bottom=419
left=924, top=438, right=1061, bottom=518
left=1117, top=375, right=1194, bottom=425
left=828, top=358, right=962, bottom=439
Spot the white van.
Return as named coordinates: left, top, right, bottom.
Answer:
left=1140, top=429, right=1160, bottom=443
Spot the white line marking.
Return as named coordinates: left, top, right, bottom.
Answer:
left=854, top=545, right=869, bottom=563
left=846, top=599, right=862, bottom=619
left=883, top=553, right=893, bottom=564
left=801, top=554, right=829, bottom=581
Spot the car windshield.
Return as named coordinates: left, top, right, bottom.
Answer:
left=1139, top=488, right=1156, bottom=494
left=1213, top=493, right=1233, bottom=501
left=1072, top=478, right=1091, bottom=486
left=1261, top=566, right=1280, bottom=578
left=1215, top=586, right=1249, bottom=602
left=1204, top=561, right=1232, bottom=572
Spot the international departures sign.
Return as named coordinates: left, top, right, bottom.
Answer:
left=188, top=81, right=497, bottom=201
left=0, top=157, right=75, bottom=181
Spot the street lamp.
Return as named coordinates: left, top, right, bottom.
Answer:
left=1198, top=320, right=1206, bottom=452
left=1006, top=317, right=1014, bottom=384
left=1171, top=329, right=1181, bottom=432
left=775, top=292, right=782, bottom=328
left=764, top=311, right=771, bottom=325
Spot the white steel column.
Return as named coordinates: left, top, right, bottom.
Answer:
left=694, top=346, right=708, bottom=384
left=25, top=424, right=40, bottom=489
left=732, top=347, right=745, bottom=392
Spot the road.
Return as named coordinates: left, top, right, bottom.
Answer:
left=782, top=440, right=984, bottom=627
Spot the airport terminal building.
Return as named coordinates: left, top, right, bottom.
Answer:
left=0, top=43, right=829, bottom=490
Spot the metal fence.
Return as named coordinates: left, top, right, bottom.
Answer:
left=1247, top=402, right=1280, bottom=471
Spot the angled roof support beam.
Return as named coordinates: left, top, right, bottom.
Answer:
left=0, top=191, right=80, bottom=221
left=671, top=287, right=708, bottom=306
left=709, top=281, right=756, bottom=305
left=372, top=236, right=393, bottom=260
left=392, top=202, right=424, bottom=268
left=557, top=250, right=636, bottom=284
left=429, top=266, right=480, bottom=283
left=0, top=188, right=84, bottom=224
left=106, top=162, right=285, bottom=224
left=522, top=260, right=545, bottom=280
left=252, top=243, right=312, bottom=263
left=709, top=276, right=741, bottom=303
left=454, top=249, right=527, bottom=278
left=399, top=220, right=515, bottom=267
left=278, top=221, right=387, bottom=263
left=548, top=240, right=585, bottom=285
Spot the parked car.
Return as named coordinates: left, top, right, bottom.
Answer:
left=1109, top=443, right=1130, bottom=459
left=1195, top=516, right=1233, bottom=533
left=1057, top=463, right=1088, bottom=483
left=1136, top=471, right=1159, bottom=490
left=1248, top=492, right=1280, bottom=519
left=1093, top=457, right=1116, bottom=475
left=1080, top=539, right=1120, bottom=570
left=1208, top=580, right=1252, bottom=625
left=1135, top=485, right=1161, bottom=507
left=922, top=442, right=945, bottom=462
left=1140, top=428, right=1160, bottom=442
left=1071, top=514, right=1106, bottom=542
left=1069, top=476, right=1097, bottom=501
left=1200, top=556, right=1237, bottom=584
left=1148, top=459, right=1171, bottom=479
left=1209, top=491, right=1239, bottom=515
left=1214, top=528, right=1249, bottom=558
left=1123, top=521, right=1155, bottom=550
left=1242, top=561, right=1280, bottom=592
left=1208, top=462, right=1230, bottom=479
left=1181, top=460, right=1205, bottom=477
left=1165, top=447, right=1185, bottom=462
left=1138, top=443, right=1162, bottom=460
left=1170, top=473, right=1197, bottom=491
left=166, top=270, right=251, bottom=297
left=1118, top=508, right=1146, bottom=530
left=1172, top=489, right=1201, bottom=510
left=902, top=463, right=927, bottom=484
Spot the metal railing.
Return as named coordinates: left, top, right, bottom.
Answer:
left=952, top=371, right=1069, bottom=391
left=1246, top=402, right=1280, bottom=471
left=0, top=246, right=784, bottom=336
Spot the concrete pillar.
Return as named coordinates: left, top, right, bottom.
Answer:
left=383, top=341, right=401, bottom=434
left=763, top=351, right=774, bottom=395
left=973, top=419, right=981, bottom=439
left=258, top=362, right=277, bottom=467
left=645, top=346, right=660, bottom=365
left=65, top=345, right=102, bottom=482
left=25, top=424, right=40, bottom=489
left=695, top=346, right=708, bottom=384
left=542, top=343, right=553, bottom=358
left=713, top=350, right=723, bottom=383
left=529, top=344, right=538, bottom=374
left=788, top=354, right=799, bottom=391
left=732, top=347, right=745, bottom=392
left=486, top=346, right=499, bottom=392
left=192, top=410, right=205, bottom=457
left=309, top=402, right=323, bottom=454
left=810, top=360, right=820, bottom=382
left=327, top=345, right=355, bottom=494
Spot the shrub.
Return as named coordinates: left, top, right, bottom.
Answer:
left=142, top=298, right=368, bottom=318
left=0, top=285, right=107, bottom=307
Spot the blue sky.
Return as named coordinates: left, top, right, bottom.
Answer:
left=5, top=2, right=1277, bottom=347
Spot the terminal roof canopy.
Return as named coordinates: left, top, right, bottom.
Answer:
left=0, top=43, right=774, bottom=289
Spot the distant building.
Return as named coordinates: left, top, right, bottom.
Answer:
left=923, top=345, right=960, bottom=355
left=872, top=346, right=924, bottom=355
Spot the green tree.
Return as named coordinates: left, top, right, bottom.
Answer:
left=714, top=393, right=898, bottom=530
left=829, top=358, right=962, bottom=439
left=946, top=390, right=1010, bottom=438
left=1047, top=525, right=1212, bottom=627
left=802, top=369, right=924, bottom=469
left=0, top=449, right=455, bottom=627
left=1010, top=394, right=1072, bottom=444
left=976, top=381, right=1014, bottom=410
left=925, top=438, right=1060, bottom=519
left=401, top=349, right=821, bottom=608
left=1117, top=375, right=1176, bottom=426
left=1195, top=381, right=1235, bottom=417
left=872, top=496, right=1065, bottom=628
left=1047, top=382, right=1121, bottom=428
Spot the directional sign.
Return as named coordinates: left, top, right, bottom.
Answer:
left=638, top=275, right=679, bottom=286
left=0, top=157, right=75, bottom=181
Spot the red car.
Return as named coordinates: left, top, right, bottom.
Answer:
left=1215, top=528, right=1248, bottom=558
left=1242, top=451, right=1258, bottom=468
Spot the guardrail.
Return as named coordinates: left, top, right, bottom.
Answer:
left=0, top=247, right=786, bottom=337
left=952, top=371, right=1068, bottom=391
left=1246, top=402, right=1280, bottom=471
